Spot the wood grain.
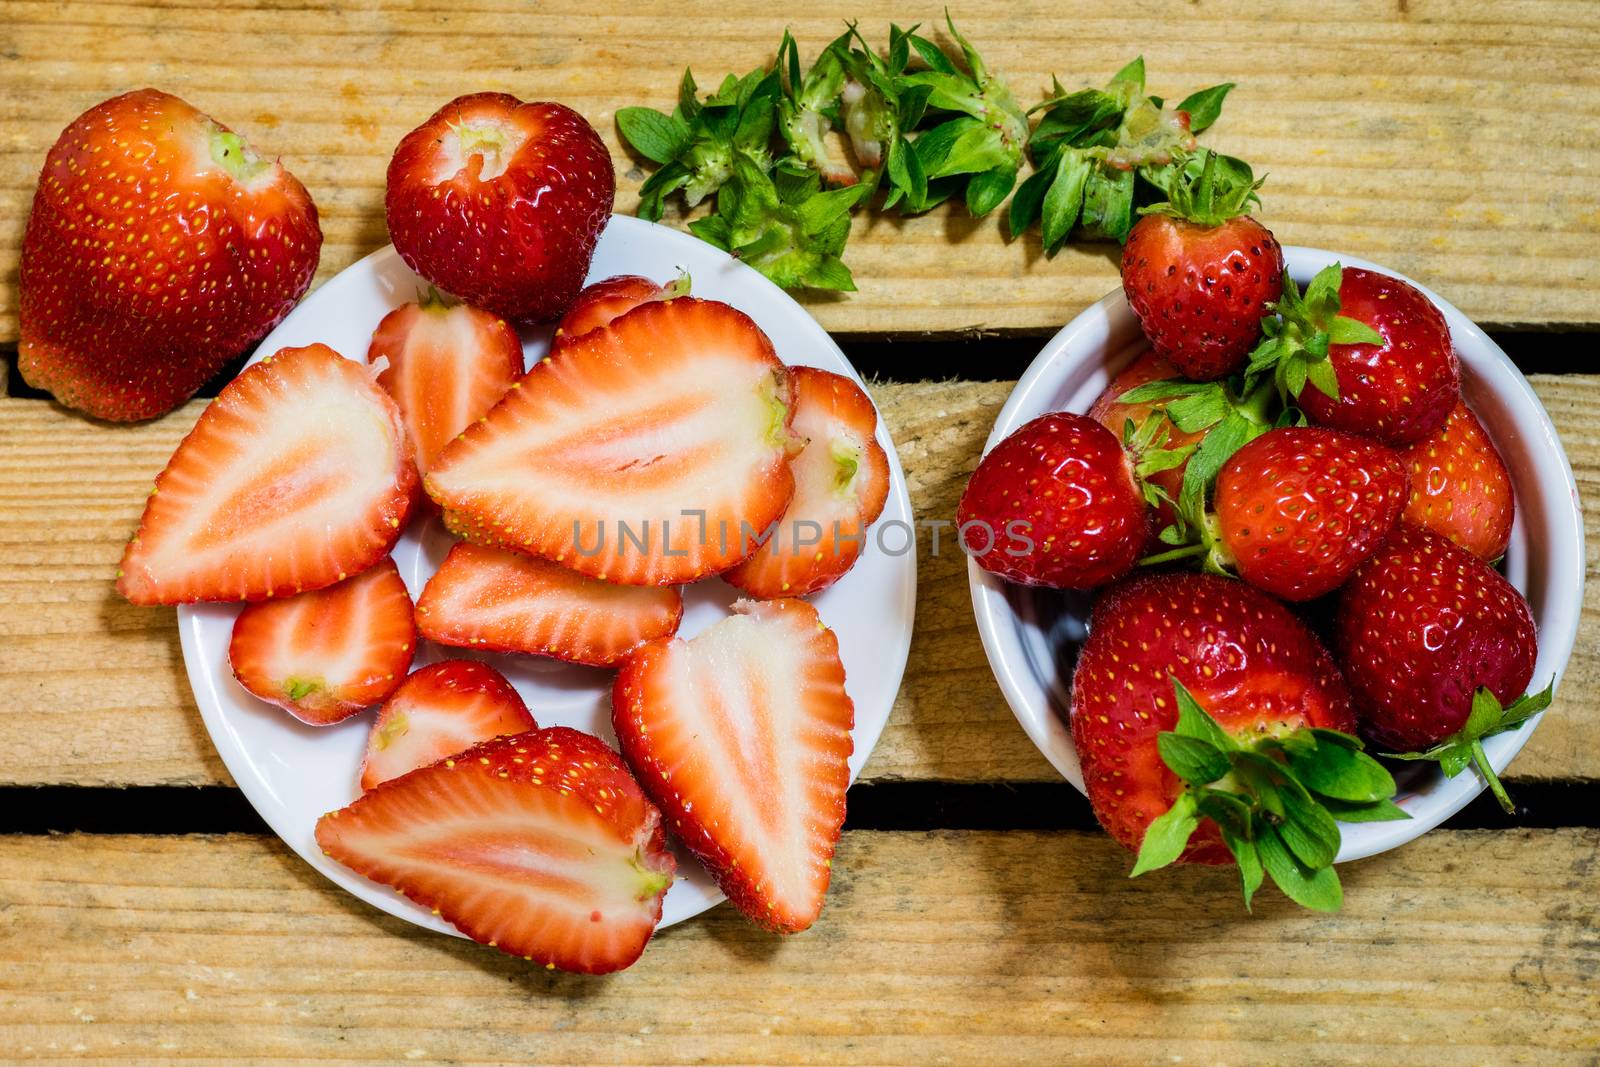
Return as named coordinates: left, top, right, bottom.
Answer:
left=0, top=830, right=1595, bottom=1064
left=0, top=374, right=1594, bottom=787
left=3, top=0, right=1600, bottom=342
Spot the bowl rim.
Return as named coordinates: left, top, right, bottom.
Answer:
left=966, top=244, right=1586, bottom=863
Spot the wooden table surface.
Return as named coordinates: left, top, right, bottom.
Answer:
left=2, top=1, right=1597, bottom=1063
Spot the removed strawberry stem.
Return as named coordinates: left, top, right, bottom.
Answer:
left=1384, top=681, right=1554, bottom=814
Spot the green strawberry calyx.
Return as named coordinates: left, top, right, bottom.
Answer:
left=1139, top=149, right=1263, bottom=229
left=1243, top=263, right=1385, bottom=406
left=777, top=29, right=856, bottom=187
left=1133, top=678, right=1408, bottom=913
left=1383, top=681, right=1554, bottom=815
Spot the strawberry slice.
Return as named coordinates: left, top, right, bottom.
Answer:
left=612, top=598, right=854, bottom=932
left=427, top=298, right=799, bottom=586
left=317, top=727, right=676, bottom=973
left=360, top=660, right=537, bottom=790
left=116, top=344, right=418, bottom=605
left=723, top=367, right=890, bottom=598
left=552, top=274, right=689, bottom=348
left=369, top=295, right=524, bottom=477
left=228, top=557, right=417, bottom=726
left=416, top=542, right=683, bottom=667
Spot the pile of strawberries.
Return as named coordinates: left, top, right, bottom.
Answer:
left=27, top=90, right=894, bottom=972
left=960, top=153, right=1550, bottom=910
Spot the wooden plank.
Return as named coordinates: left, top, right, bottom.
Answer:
left=1, top=374, right=1595, bottom=787
left=0, top=830, right=1595, bottom=1063
left=3, top=0, right=1600, bottom=343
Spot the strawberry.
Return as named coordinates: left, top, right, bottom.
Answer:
left=1213, top=426, right=1407, bottom=601
left=228, top=557, right=416, bottom=726
left=386, top=93, right=613, bottom=324
left=1072, top=573, right=1392, bottom=912
left=426, top=298, right=799, bottom=586
left=317, top=727, right=675, bottom=973
left=723, top=367, right=890, bottom=598
left=359, top=660, right=536, bottom=790
left=956, top=412, right=1159, bottom=590
left=116, top=344, right=418, bottom=605
left=368, top=294, right=524, bottom=478
left=1120, top=152, right=1283, bottom=381
left=552, top=274, right=689, bottom=348
left=1089, top=351, right=1210, bottom=533
left=1248, top=265, right=1460, bottom=445
left=612, top=598, right=854, bottom=933
left=1398, top=400, right=1515, bottom=560
left=1335, top=525, right=1544, bottom=812
left=19, top=89, right=321, bottom=421
left=415, top=542, right=683, bottom=667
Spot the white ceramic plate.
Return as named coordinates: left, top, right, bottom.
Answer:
left=177, top=214, right=918, bottom=935
left=969, top=246, right=1585, bottom=862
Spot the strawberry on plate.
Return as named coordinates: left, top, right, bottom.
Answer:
left=1398, top=399, right=1515, bottom=561
left=386, top=93, right=613, bottom=324
left=368, top=294, right=524, bottom=477
left=19, top=89, right=321, bottom=421
left=229, top=557, right=416, bottom=726
left=1121, top=151, right=1283, bottom=381
left=427, top=298, right=800, bottom=586
left=723, top=367, right=890, bottom=598
left=1072, top=573, right=1393, bottom=912
left=613, top=598, right=854, bottom=933
left=116, top=344, right=418, bottom=605
left=1213, top=426, right=1407, bottom=601
left=415, top=542, right=683, bottom=667
left=360, top=660, right=536, bottom=790
left=1335, top=525, right=1545, bottom=812
left=552, top=274, right=689, bottom=348
left=318, top=727, right=675, bottom=973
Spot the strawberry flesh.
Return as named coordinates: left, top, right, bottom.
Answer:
left=1399, top=400, right=1515, bottom=561
left=360, top=660, right=536, bottom=790
left=553, top=274, right=686, bottom=346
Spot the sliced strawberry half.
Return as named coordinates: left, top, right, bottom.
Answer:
left=317, top=727, right=676, bottom=973
left=416, top=542, right=683, bottom=667
left=369, top=294, right=524, bottom=477
left=723, top=367, right=890, bottom=598
left=427, top=298, right=799, bottom=586
left=552, top=274, right=689, bottom=348
left=360, top=659, right=536, bottom=790
left=612, top=598, right=854, bottom=933
left=117, top=344, right=418, bottom=605
left=228, top=556, right=417, bottom=726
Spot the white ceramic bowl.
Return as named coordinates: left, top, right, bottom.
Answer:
left=968, top=246, right=1585, bottom=861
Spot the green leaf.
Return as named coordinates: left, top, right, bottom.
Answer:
left=1283, top=354, right=1309, bottom=399
left=1114, top=379, right=1217, bottom=404
left=1175, top=409, right=1266, bottom=530
left=1322, top=796, right=1412, bottom=823
left=1164, top=387, right=1230, bottom=433
left=1169, top=678, right=1238, bottom=752
left=796, top=183, right=866, bottom=236
left=1258, top=826, right=1343, bottom=912
left=1301, top=263, right=1344, bottom=320
left=1041, top=149, right=1092, bottom=251
left=1498, top=680, right=1555, bottom=729
left=1007, top=161, right=1054, bottom=238
left=804, top=256, right=857, bottom=292
left=911, top=116, right=981, bottom=176
left=965, top=164, right=1017, bottom=217
left=1078, top=165, right=1136, bottom=242
left=678, top=68, right=701, bottom=122
left=926, top=122, right=1011, bottom=179
left=687, top=214, right=731, bottom=250
left=1219, top=825, right=1265, bottom=910
left=1308, top=728, right=1364, bottom=750
left=1110, top=55, right=1146, bottom=94
left=1157, top=733, right=1231, bottom=786
left=1326, top=315, right=1384, bottom=347
left=1439, top=743, right=1474, bottom=779
left=1175, top=82, right=1233, bottom=133
left=616, top=106, right=690, bottom=165
left=1464, top=687, right=1507, bottom=741
left=1129, top=790, right=1200, bottom=877
left=908, top=33, right=957, bottom=76
left=1287, top=742, right=1396, bottom=804
left=1303, top=355, right=1341, bottom=400
left=1276, top=781, right=1342, bottom=869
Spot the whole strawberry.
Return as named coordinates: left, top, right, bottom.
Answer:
left=1335, top=525, right=1544, bottom=811
left=1121, top=152, right=1283, bottom=381
left=20, top=89, right=321, bottom=421
left=1399, top=400, right=1515, bottom=560
left=1073, top=573, right=1395, bottom=911
left=1248, top=265, right=1460, bottom=445
left=386, top=93, right=614, bottom=324
left=1214, top=426, right=1407, bottom=601
left=957, top=412, right=1160, bottom=590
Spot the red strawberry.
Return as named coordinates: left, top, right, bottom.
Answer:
left=1072, top=574, right=1386, bottom=911
left=723, top=367, right=891, bottom=598
left=386, top=93, right=614, bottom=324
left=415, top=542, right=683, bottom=667
left=1121, top=153, right=1283, bottom=381
left=1088, top=350, right=1209, bottom=533
left=552, top=274, right=689, bottom=347
left=1335, top=526, right=1539, bottom=811
left=19, top=89, right=322, bottom=421
left=317, top=727, right=675, bottom=973
left=116, top=344, right=418, bottom=605
left=613, top=599, right=854, bottom=933
left=368, top=295, right=524, bottom=478
left=957, top=412, right=1150, bottom=590
left=1213, top=426, right=1407, bottom=601
left=360, top=660, right=536, bottom=790
left=427, top=298, right=799, bottom=586
left=1398, top=400, right=1514, bottom=560
left=228, top=557, right=416, bottom=726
